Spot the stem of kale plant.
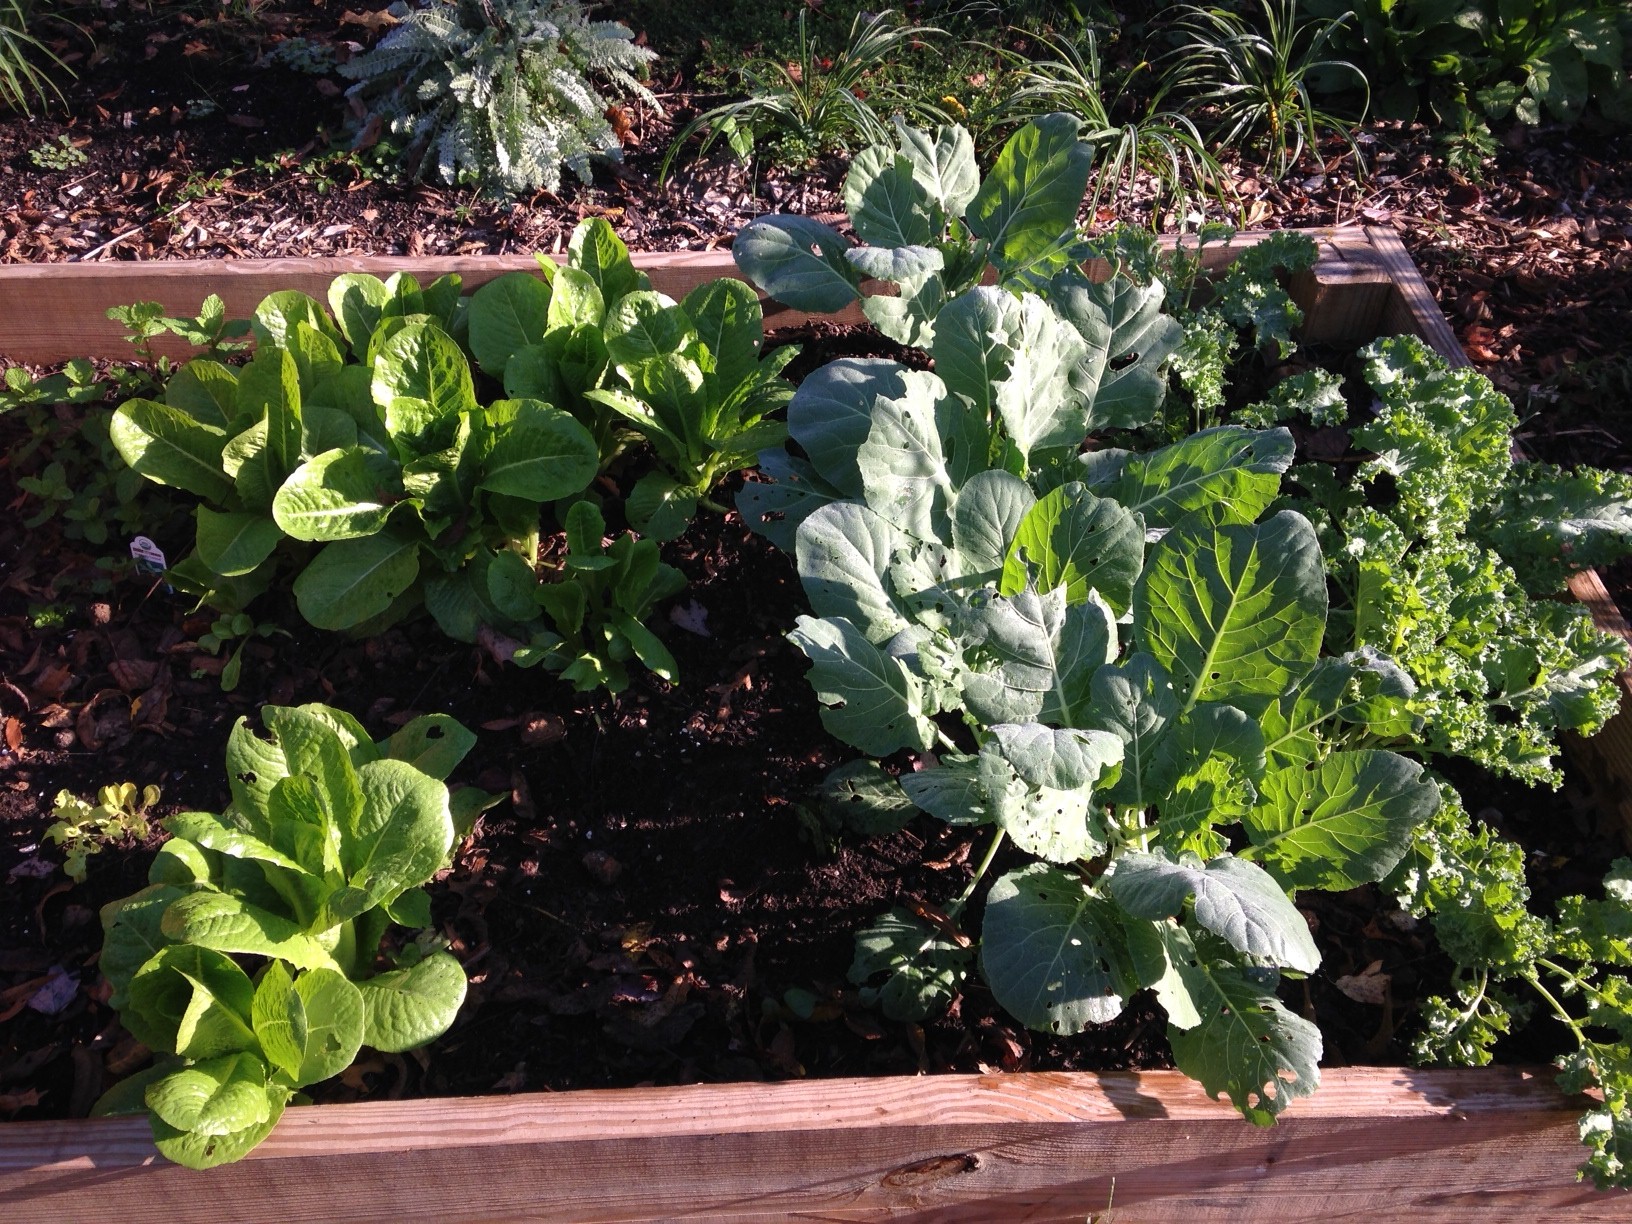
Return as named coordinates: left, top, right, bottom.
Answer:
left=1524, top=966, right=1588, bottom=1046
left=698, top=494, right=730, bottom=514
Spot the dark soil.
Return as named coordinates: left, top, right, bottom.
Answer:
left=4, top=1, right=1632, bottom=1126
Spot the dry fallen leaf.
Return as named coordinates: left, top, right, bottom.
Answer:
left=1335, top=959, right=1391, bottom=1006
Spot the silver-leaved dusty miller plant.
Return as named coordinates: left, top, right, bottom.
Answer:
left=339, top=0, right=658, bottom=198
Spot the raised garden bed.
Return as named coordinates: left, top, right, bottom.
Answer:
left=1, top=226, right=1629, bottom=1218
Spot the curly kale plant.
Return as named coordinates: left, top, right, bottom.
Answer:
left=339, top=0, right=657, bottom=198
left=1390, top=786, right=1632, bottom=1188
left=94, top=704, right=480, bottom=1169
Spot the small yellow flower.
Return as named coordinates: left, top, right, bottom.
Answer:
left=940, top=95, right=967, bottom=119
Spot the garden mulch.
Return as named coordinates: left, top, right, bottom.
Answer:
left=3, top=1, right=1632, bottom=1126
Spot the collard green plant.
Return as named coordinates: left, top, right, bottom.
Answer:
left=338, top=0, right=658, bottom=198
left=94, top=704, right=479, bottom=1169
left=733, top=113, right=1117, bottom=353
left=733, top=125, right=1632, bottom=1164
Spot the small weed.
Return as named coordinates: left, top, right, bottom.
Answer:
left=196, top=612, right=291, bottom=692
left=28, top=133, right=86, bottom=170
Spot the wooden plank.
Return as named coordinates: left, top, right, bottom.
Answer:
left=1364, top=225, right=1468, bottom=366
left=0, top=1068, right=1617, bottom=1221
left=0, top=228, right=1390, bottom=364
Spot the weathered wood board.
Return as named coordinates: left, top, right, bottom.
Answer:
left=0, top=1068, right=1618, bottom=1222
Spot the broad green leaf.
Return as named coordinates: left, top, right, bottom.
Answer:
left=110, top=399, right=232, bottom=501
left=293, top=533, right=420, bottom=631
left=1162, top=928, right=1323, bottom=1125
left=1000, top=481, right=1143, bottom=614
left=195, top=508, right=282, bottom=577
left=1096, top=426, right=1295, bottom=530
left=820, top=760, right=917, bottom=836
left=263, top=704, right=367, bottom=836
left=328, top=273, right=391, bottom=357
left=965, top=114, right=1093, bottom=277
left=1243, top=750, right=1441, bottom=891
left=257, top=967, right=365, bottom=1088
left=251, top=290, right=343, bottom=356
left=604, top=291, right=697, bottom=369
left=236, top=348, right=303, bottom=476
left=961, top=587, right=1116, bottom=727
left=1135, top=510, right=1327, bottom=714
left=224, top=418, right=277, bottom=512
left=476, top=399, right=598, bottom=501
left=372, top=322, right=477, bottom=447
left=379, top=714, right=477, bottom=781
left=151, top=1092, right=286, bottom=1171
left=1086, top=653, right=1178, bottom=809
left=789, top=614, right=936, bottom=755
left=546, top=266, right=605, bottom=332
left=499, top=342, right=566, bottom=409
left=250, top=962, right=306, bottom=1082
left=288, top=320, right=345, bottom=392
left=858, top=246, right=947, bottom=348
left=342, top=758, right=455, bottom=911
left=126, top=944, right=256, bottom=1059
left=166, top=359, right=238, bottom=429
left=681, top=277, right=764, bottom=397
left=225, top=714, right=288, bottom=830
left=165, top=811, right=308, bottom=876
left=933, top=288, right=1086, bottom=467
left=981, top=864, right=1134, bottom=1033
left=567, top=216, right=642, bottom=305
left=1107, top=852, right=1320, bottom=972
left=989, top=723, right=1123, bottom=791
left=467, top=272, right=551, bottom=378
left=952, top=470, right=1035, bottom=583
left=843, top=145, right=936, bottom=248
left=627, top=471, right=698, bottom=543
left=893, top=118, right=979, bottom=217
left=161, top=890, right=338, bottom=971
left=849, top=906, right=971, bottom=1022
left=100, top=884, right=190, bottom=1008
left=1153, top=703, right=1266, bottom=857
left=731, top=215, right=863, bottom=313
left=786, top=358, right=907, bottom=497
left=857, top=369, right=964, bottom=543
left=266, top=775, right=341, bottom=881
left=146, top=1052, right=270, bottom=1138
left=796, top=501, right=910, bottom=644
left=979, top=743, right=1103, bottom=863
left=358, top=950, right=467, bottom=1052
left=1261, top=649, right=1417, bottom=768
left=899, top=754, right=992, bottom=826
left=1053, top=273, right=1182, bottom=431
left=272, top=446, right=403, bottom=542
left=734, top=451, right=844, bottom=553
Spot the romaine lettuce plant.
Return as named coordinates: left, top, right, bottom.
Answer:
left=94, top=703, right=482, bottom=1169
